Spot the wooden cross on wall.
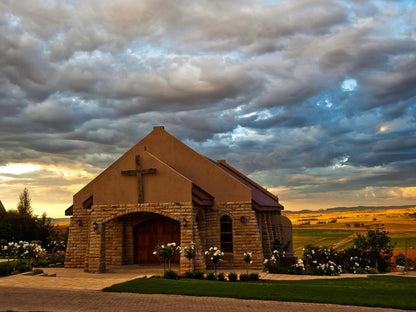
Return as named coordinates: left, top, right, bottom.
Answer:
left=121, top=155, right=157, bottom=203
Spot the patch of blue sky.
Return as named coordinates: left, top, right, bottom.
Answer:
left=338, top=1, right=352, bottom=9
left=4, top=12, right=21, bottom=27
left=240, top=109, right=273, bottom=121
left=331, top=154, right=350, bottom=169
left=125, top=40, right=167, bottom=60
left=392, top=0, right=415, bottom=8
left=341, top=78, right=358, bottom=92
left=228, top=125, right=272, bottom=142
left=221, top=51, right=245, bottom=63
left=67, top=50, right=113, bottom=66
left=315, top=96, right=335, bottom=109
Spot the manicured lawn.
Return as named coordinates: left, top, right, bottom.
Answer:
left=103, top=276, right=416, bottom=310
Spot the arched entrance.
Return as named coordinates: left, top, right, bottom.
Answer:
left=133, top=215, right=180, bottom=264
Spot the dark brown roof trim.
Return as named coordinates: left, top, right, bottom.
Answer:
left=83, top=195, right=93, bottom=209
left=192, top=184, right=214, bottom=206
left=252, top=201, right=283, bottom=212
left=65, top=205, right=73, bottom=216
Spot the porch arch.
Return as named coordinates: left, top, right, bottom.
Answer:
left=86, top=203, right=194, bottom=273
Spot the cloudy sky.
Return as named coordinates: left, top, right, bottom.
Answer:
left=0, top=0, right=415, bottom=217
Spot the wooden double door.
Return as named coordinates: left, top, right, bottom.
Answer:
left=133, top=215, right=180, bottom=264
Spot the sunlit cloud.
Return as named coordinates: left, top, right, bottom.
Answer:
left=378, top=125, right=389, bottom=133
left=0, top=163, right=42, bottom=175
left=45, top=166, right=95, bottom=179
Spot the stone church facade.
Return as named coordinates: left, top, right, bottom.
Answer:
left=65, top=126, right=295, bottom=273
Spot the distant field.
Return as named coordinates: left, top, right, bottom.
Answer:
left=286, top=207, right=416, bottom=259
left=51, top=217, right=70, bottom=226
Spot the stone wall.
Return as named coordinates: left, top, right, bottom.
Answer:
left=204, top=202, right=264, bottom=270
left=65, top=201, right=274, bottom=273
left=66, top=202, right=202, bottom=273
left=104, top=218, right=123, bottom=266
left=65, top=208, right=90, bottom=268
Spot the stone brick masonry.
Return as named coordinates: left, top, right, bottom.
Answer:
left=65, top=201, right=274, bottom=273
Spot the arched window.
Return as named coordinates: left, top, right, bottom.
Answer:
left=220, top=215, right=233, bottom=252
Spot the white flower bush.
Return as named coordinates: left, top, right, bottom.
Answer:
left=153, top=242, right=181, bottom=274
left=243, top=252, right=253, bottom=274
left=315, top=260, right=343, bottom=276
left=344, top=255, right=375, bottom=274
left=301, top=245, right=343, bottom=275
left=1, top=241, right=45, bottom=271
left=289, top=259, right=306, bottom=274
left=264, top=249, right=285, bottom=273
left=181, top=242, right=196, bottom=272
left=205, top=246, right=224, bottom=274
left=47, top=240, right=66, bottom=265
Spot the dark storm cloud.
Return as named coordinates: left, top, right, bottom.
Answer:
left=0, top=0, right=415, bottom=215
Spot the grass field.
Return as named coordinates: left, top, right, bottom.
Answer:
left=286, top=207, right=416, bottom=259
left=104, top=276, right=416, bottom=310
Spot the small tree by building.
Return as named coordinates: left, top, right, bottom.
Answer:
left=353, top=228, right=395, bottom=272
left=205, top=247, right=224, bottom=275
left=153, top=242, right=181, bottom=275
left=243, top=252, right=253, bottom=274
left=181, top=242, right=196, bottom=272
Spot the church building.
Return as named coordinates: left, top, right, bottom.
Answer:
left=65, top=126, right=295, bottom=273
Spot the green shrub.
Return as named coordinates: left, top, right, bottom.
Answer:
left=15, top=261, right=29, bottom=273
left=0, top=261, right=12, bottom=276
left=366, top=267, right=379, bottom=274
left=33, top=268, right=43, bottom=275
left=395, top=254, right=406, bottom=266
left=239, top=273, right=249, bottom=281
left=249, top=273, right=259, bottom=281
left=193, top=271, right=205, bottom=279
left=36, top=254, right=51, bottom=268
left=184, top=271, right=194, bottom=279
left=228, top=272, right=237, bottom=282
left=206, top=272, right=216, bottom=280
left=163, top=270, right=178, bottom=279
left=217, top=272, right=225, bottom=281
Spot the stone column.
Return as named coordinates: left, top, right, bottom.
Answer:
left=192, top=220, right=206, bottom=271
left=87, top=221, right=106, bottom=273
left=64, top=208, right=90, bottom=268
left=123, top=220, right=134, bottom=264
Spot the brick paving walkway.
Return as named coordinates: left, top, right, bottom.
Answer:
left=0, top=265, right=414, bottom=312
left=1, top=286, right=413, bottom=312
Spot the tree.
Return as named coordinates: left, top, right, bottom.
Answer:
left=17, top=188, right=32, bottom=216
left=353, top=229, right=395, bottom=272
left=0, top=189, right=61, bottom=247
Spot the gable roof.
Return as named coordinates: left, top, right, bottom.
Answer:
left=0, top=200, right=5, bottom=214
left=214, top=160, right=283, bottom=211
left=68, top=126, right=283, bottom=213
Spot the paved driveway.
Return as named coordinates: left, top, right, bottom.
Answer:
left=0, top=286, right=412, bottom=312
left=0, top=266, right=414, bottom=312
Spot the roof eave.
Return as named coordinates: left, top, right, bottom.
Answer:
left=252, top=201, right=284, bottom=212
left=65, top=205, right=73, bottom=216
